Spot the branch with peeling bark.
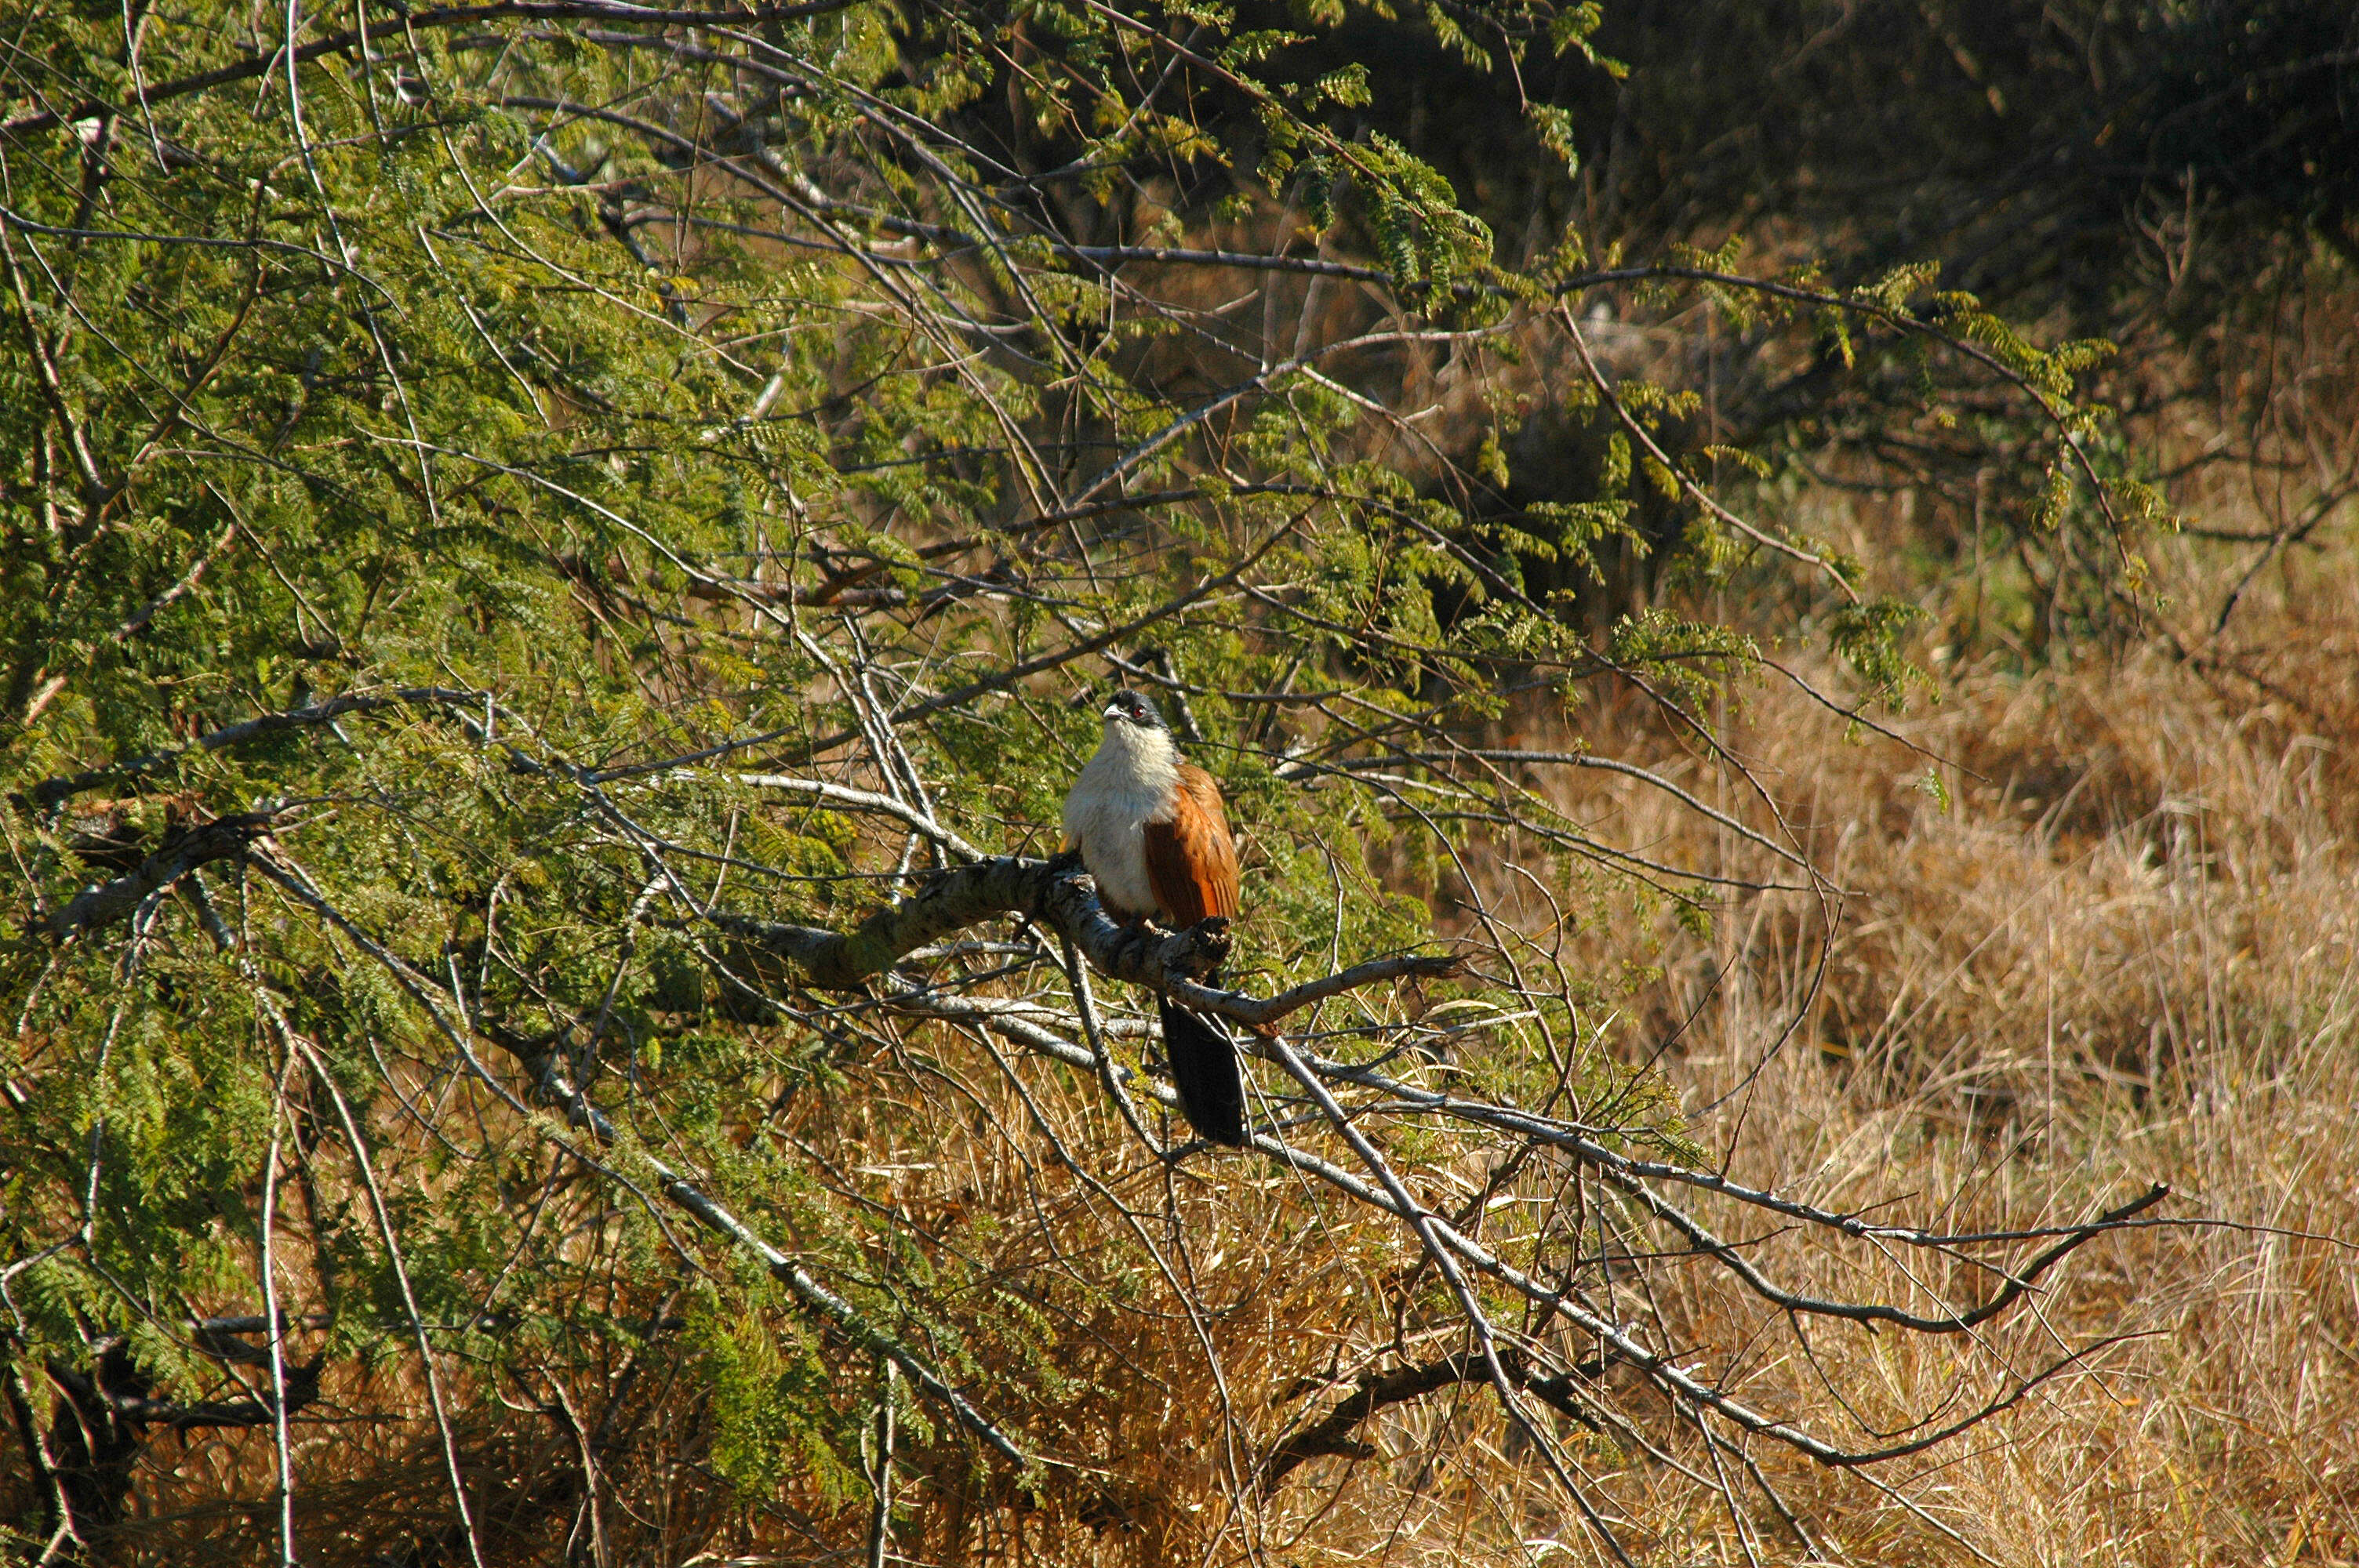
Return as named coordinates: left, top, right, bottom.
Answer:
left=710, top=851, right=1459, bottom=1014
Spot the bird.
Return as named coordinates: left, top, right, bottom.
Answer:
left=1061, top=688, right=1249, bottom=1146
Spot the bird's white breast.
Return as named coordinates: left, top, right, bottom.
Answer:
left=1062, top=720, right=1180, bottom=919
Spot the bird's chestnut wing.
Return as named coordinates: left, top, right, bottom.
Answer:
left=1143, top=764, right=1240, bottom=926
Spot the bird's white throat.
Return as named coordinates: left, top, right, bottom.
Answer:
left=1081, top=714, right=1180, bottom=794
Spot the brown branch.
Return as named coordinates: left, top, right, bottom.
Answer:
left=1169, top=955, right=1462, bottom=1030
left=719, top=857, right=1229, bottom=991
left=1261, top=1347, right=1603, bottom=1490
left=43, top=1355, right=322, bottom=1433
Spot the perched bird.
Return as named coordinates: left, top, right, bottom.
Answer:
left=1061, top=689, right=1248, bottom=1145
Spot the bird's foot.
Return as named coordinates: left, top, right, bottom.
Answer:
left=1180, top=914, right=1232, bottom=972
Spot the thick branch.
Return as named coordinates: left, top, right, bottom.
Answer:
left=713, top=855, right=1455, bottom=1014
left=42, top=813, right=274, bottom=939
left=718, top=855, right=1219, bottom=991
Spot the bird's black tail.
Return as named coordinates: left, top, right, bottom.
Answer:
left=1158, top=987, right=1248, bottom=1147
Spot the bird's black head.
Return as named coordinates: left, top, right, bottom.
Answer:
left=1101, top=689, right=1165, bottom=730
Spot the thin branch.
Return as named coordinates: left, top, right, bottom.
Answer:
left=1, top=2, right=865, bottom=139
left=20, top=688, right=514, bottom=810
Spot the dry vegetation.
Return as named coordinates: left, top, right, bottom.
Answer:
left=1470, top=528, right=2359, bottom=1562
left=1379, top=227, right=2359, bottom=1560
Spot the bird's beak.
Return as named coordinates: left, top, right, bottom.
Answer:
left=1101, top=699, right=1126, bottom=721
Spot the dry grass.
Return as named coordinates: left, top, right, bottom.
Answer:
left=1467, top=528, right=2359, bottom=1565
